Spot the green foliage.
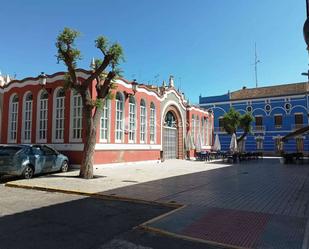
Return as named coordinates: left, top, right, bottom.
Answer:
left=56, top=27, right=82, bottom=67
left=108, top=43, right=124, bottom=69
left=63, top=73, right=73, bottom=90
left=95, top=36, right=109, bottom=54
left=222, top=108, right=253, bottom=138
left=222, top=108, right=241, bottom=134
left=239, top=112, right=254, bottom=133
left=94, top=99, right=104, bottom=109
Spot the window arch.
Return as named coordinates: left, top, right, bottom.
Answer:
left=205, top=117, right=209, bottom=145
left=37, top=90, right=48, bottom=143
left=150, top=102, right=156, bottom=143
left=201, top=117, right=204, bottom=146
left=22, top=92, right=33, bottom=143
left=100, top=99, right=110, bottom=142
left=115, top=92, right=124, bottom=142
left=53, top=88, right=65, bottom=142
left=8, top=94, right=19, bottom=143
left=128, top=96, right=136, bottom=143
left=140, top=99, right=147, bottom=143
left=191, top=114, right=195, bottom=143
left=70, top=90, right=83, bottom=141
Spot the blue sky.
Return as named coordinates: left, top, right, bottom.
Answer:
left=0, top=0, right=307, bottom=103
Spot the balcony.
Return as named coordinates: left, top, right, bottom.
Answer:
left=292, top=124, right=305, bottom=130
left=253, top=125, right=265, bottom=133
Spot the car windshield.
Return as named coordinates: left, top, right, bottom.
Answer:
left=0, top=146, right=23, bottom=156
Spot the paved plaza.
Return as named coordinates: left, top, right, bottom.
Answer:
left=5, top=158, right=309, bottom=249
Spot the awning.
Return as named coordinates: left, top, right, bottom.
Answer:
left=282, top=125, right=309, bottom=142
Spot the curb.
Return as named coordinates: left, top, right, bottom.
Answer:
left=138, top=225, right=248, bottom=249
left=4, top=182, right=182, bottom=209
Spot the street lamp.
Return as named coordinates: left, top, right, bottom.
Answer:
left=38, top=72, right=47, bottom=86
left=131, top=79, right=138, bottom=94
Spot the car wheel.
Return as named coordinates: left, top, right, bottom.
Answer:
left=60, top=161, right=69, bottom=172
left=23, top=165, right=34, bottom=179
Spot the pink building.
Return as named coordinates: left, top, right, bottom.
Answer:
left=0, top=69, right=213, bottom=166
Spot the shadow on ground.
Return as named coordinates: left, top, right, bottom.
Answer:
left=0, top=195, right=174, bottom=249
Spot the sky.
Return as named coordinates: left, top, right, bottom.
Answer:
left=0, top=0, right=308, bottom=104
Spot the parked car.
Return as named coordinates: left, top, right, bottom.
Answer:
left=0, top=144, right=69, bottom=179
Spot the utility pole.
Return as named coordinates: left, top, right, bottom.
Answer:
left=254, top=43, right=260, bottom=88
left=303, top=0, right=309, bottom=81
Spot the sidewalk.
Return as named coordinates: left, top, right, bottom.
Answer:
left=5, top=158, right=309, bottom=249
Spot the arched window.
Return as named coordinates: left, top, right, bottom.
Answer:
left=22, top=92, right=33, bottom=143
left=53, top=88, right=65, bottom=142
left=115, top=92, right=124, bottom=142
left=8, top=94, right=19, bottom=143
left=140, top=99, right=146, bottom=143
left=208, top=117, right=213, bottom=146
left=100, top=99, right=110, bottom=142
left=201, top=117, right=204, bottom=146
left=70, top=90, right=83, bottom=141
left=37, top=90, right=48, bottom=142
left=128, top=96, right=136, bottom=143
left=205, top=118, right=209, bottom=145
left=150, top=102, right=156, bottom=143
left=191, top=115, right=195, bottom=143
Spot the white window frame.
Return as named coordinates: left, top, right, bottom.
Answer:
left=21, top=92, right=33, bottom=143
left=201, top=118, right=205, bottom=146
left=205, top=118, right=209, bottom=145
left=115, top=92, right=124, bottom=143
left=8, top=94, right=19, bottom=143
left=256, top=138, right=264, bottom=150
left=36, top=89, right=49, bottom=143
left=100, top=99, right=110, bottom=143
left=70, top=90, right=83, bottom=142
left=150, top=103, right=156, bottom=143
left=140, top=99, right=147, bottom=143
left=128, top=96, right=136, bottom=143
left=52, top=88, right=65, bottom=143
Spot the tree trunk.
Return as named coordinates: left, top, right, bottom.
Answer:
left=79, top=98, right=104, bottom=179
left=237, top=132, right=247, bottom=143
left=79, top=105, right=96, bottom=179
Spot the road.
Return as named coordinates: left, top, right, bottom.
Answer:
left=0, top=183, right=221, bottom=249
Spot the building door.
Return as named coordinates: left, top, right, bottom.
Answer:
left=296, top=137, right=304, bottom=152
left=163, top=111, right=178, bottom=159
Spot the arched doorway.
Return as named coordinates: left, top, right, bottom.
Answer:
left=163, top=111, right=178, bottom=159
left=162, top=106, right=184, bottom=159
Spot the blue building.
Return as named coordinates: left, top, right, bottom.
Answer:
left=199, top=82, right=309, bottom=155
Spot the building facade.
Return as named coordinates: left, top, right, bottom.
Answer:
left=0, top=69, right=213, bottom=165
left=199, top=82, right=309, bottom=155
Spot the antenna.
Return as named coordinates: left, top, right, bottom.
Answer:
left=254, top=42, right=261, bottom=88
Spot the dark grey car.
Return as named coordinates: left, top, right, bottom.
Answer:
left=0, top=144, right=69, bottom=179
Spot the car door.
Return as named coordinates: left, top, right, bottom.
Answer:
left=41, top=146, right=57, bottom=172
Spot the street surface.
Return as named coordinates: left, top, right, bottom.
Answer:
left=0, top=184, right=220, bottom=249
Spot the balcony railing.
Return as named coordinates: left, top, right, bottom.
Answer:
left=253, top=125, right=265, bottom=132
left=292, top=124, right=305, bottom=130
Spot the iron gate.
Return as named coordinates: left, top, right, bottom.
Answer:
left=163, top=126, right=178, bottom=159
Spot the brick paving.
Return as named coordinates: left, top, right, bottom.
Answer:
left=5, top=158, right=309, bottom=248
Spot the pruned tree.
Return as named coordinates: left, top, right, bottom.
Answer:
left=222, top=107, right=254, bottom=143
left=56, top=27, right=124, bottom=179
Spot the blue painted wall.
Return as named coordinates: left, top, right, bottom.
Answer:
left=199, top=93, right=309, bottom=155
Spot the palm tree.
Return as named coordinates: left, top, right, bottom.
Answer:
left=222, top=108, right=254, bottom=143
